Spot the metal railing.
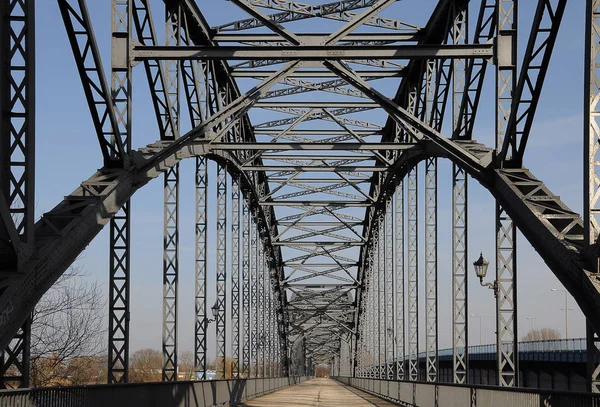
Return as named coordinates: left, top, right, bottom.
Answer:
left=0, top=376, right=312, bottom=407
left=332, top=376, right=600, bottom=407
left=402, top=337, right=586, bottom=362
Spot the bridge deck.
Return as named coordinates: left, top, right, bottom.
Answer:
left=234, top=378, right=396, bottom=407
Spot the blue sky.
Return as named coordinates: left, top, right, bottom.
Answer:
left=33, top=0, right=587, bottom=356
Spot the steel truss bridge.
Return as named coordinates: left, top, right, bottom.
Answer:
left=2, top=0, right=600, bottom=403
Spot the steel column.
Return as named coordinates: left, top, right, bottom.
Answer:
left=216, top=164, right=227, bottom=378
left=194, top=157, right=208, bottom=378
left=424, top=58, right=439, bottom=383
left=385, top=200, right=394, bottom=380
left=258, top=243, right=265, bottom=377
left=161, top=2, right=180, bottom=382
left=250, top=215, right=258, bottom=377
left=452, top=165, right=468, bottom=384
left=407, top=167, right=418, bottom=381
left=377, top=214, right=384, bottom=379
left=395, top=181, right=405, bottom=380
left=452, top=1, right=469, bottom=386
left=108, top=0, right=131, bottom=384
left=496, top=0, right=519, bottom=388
left=0, top=0, right=34, bottom=388
left=231, top=177, right=241, bottom=378
left=242, top=197, right=251, bottom=378
left=586, top=0, right=600, bottom=392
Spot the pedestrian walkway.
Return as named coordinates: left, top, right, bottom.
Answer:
left=235, top=378, right=398, bottom=406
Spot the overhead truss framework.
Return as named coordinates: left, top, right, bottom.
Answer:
left=2, top=0, right=600, bottom=394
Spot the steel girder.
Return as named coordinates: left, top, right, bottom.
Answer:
left=0, top=0, right=34, bottom=389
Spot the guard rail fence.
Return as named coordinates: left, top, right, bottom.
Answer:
left=0, top=376, right=313, bottom=407
left=332, top=376, right=600, bottom=407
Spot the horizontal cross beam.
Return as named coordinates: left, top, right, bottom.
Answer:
left=210, top=143, right=408, bottom=150
left=233, top=70, right=404, bottom=78
left=212, top=33, right=420, bottom=42
left=132, top=43, right=494, bottom=61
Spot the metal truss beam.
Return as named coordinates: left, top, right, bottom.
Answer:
left=215, top=33, right=418, bottom=43
left=58, top=0, right=126, bottom=165
left=213, top=0, right=419, bottom=33
left=453, top=0, right=495, bottom=140
left=132, top=43, right=494, bottom=61
left=132, top=0, right=178, bottom=140
left=233, top=69, right=404, bottom=78
left=500, top=0, right=567, bottom=165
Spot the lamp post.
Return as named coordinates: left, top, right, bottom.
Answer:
left=550, top=289, right=572, bottom=338
left=470, top=314, right=490, bottom=345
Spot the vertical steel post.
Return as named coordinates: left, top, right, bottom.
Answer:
left=452, top=2, right=469, bottom=385
left=258, top=243, right=265, bottom=377
left=250, top=216, right=258, bottom=377
left=0, top=319, right=30, bottom=389
left=385, top=200, right=394, bottom=380
left=496, top=0, right=519, bottom=387
left=242, top=197, right=251, bottom=378
left=422, top=58, right=438, bottom=383
left=425, top=156, right=438, bottom=383
left=265, top=269, right=271, bottom=377
left=0, top=0, right=34, bottom=389
left=0, top=0, right=35, bottom=248
left=162, top=162, right=179, bottom=382
left=377, top=214, right=384, bottom=379
left=407, top=167, right=419, bottom=381
left=195, top=157, right=208, bottom=378
left=108, top=0, right=131, bottom=384
left=395, top=181, right=405, bottom=380
left=231, top=177, right=240, bottom=378
left=585, top=0, right=600, bottom=391
left=161, top=3, right=180, bottom=382
left=216, top=164, right=227, bottom=378
left=452, top=165, right=468, bottom=384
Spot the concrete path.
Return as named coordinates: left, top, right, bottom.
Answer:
left=234, top=378, right=398, bottom=406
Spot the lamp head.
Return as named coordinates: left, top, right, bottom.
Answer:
left=211, top=301, right=219, bottom=318
left=473, top=252, right=489, bottom=279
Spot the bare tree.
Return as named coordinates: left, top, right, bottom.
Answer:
left=521, top=327, right=561, bottom=342
left=30, top=266, right=106, bottom=387
left=315, top=364, right=330, bottom=378
left=129, top=348, right=162, bottom=382
left=178, top=351, right=195, bottom=380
